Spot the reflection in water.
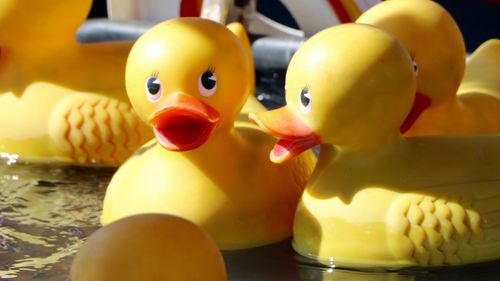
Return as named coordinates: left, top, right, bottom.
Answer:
left=1, top=162, right=500, bottom=280
left=0, top=162, right=112, bottom=279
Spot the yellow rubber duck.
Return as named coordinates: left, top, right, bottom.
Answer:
left=101, top=18, right=316, bottom=250
left=0, top=0, right=153, bottom=165
left=458, top=38, right=500, bottom=98
left=356, top=0, right=500, bottom=136
left=71, top=214, right=227, bottom=281
left=250, top=23, right=500, bottom=268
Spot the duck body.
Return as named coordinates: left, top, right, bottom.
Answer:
left=102, top=18, right=316, bottom=250
left=103, top=127, right=314, bottom=250
left=0, top=0, right=152, bottom=165
left=356, top=0, right=500, bottom=137
left=295, top=137, right=500, bottom=268
left=250, top=23, right=500, bottom=268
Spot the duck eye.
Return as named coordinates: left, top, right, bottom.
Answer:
left=145, top=76, right=162, bottom=102
left=412, top=60, right=419, bottom=77
left=198, top=70, right=217, bottom=97
left=298, top=87, right=311, bottom=114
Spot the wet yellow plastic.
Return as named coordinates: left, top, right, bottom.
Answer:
left=0, top=0, right=153, bottom=165
left=71, top=214, right=226, bottom=281
left=254, top=23, right=500, bottom=268
left=101, top=18, right=316, bottom=250
left=357, top=0, right=500, bottom=136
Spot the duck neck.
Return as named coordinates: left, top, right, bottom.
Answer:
left=183, top=123, right=237, bottom=160
left=336, top=133, right=403, bottom=155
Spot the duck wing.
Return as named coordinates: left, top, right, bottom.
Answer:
left=48, top=94, right=152, bottom=165
left=387, top=179, right=500, bottom=266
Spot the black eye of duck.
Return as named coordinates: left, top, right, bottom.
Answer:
left=145, top=76, right=162, bottom=102
left=300, top=88, right=311, bottom=107
left=146, top=77, right=161, bottom=94
left=201, top=71, right=216, bottom=90
left=198, top=70, right=217, bottom=97
left=298, top=87, right=312, bottom=114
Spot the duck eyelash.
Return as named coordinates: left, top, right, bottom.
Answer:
left=150, top=71, right=159, bottom=78
left=206, top=65, right=216, bottom=73
left=408, top=50, right=416, bottom=61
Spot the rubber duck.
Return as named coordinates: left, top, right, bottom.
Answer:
left=356, top=0, right=500, bottom=136
left=101, top=18, right=316, bottom=250
left=458, top=39, right=500, bottom=98
left=250, top=23, right=500, bottom=268
left=71, top=214, right=226, bottom=281
left=0, top=0, right=153, bottom=165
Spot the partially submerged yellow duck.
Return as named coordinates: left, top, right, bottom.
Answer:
left=102, top=18, right=316, bottom=250
left=71, top=214, right=226, bottom=281
left=357, top=0, right=500, bottom=136
left=250, top=23, right=500, bottom=268
left=0, top=0, right=152, bottom=165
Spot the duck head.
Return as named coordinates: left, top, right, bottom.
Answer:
left=126, top=18, right=251, bottom=151
left=357, top=0, right=466, bottom=132
left=250, top=23, right=416, bottom=163
left=0, top=0, right=91, bottom=45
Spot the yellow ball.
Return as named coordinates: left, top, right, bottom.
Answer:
left=70, top=214, right=227, bottom=281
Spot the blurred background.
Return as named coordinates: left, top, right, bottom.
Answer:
left=86, top=0, right=499, bottom=52
left=83, top=0, right=500, bottom=109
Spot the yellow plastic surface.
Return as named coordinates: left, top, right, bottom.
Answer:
left=102, top=18, right=316, bottom=250
left=251, top=23, right=500, bottom=268
left=71, top=214, right=226, bottom=281
left=0, top=0, right=152, bottom=165
left=357, top=0, right=500, bottom=136
left=458, top=39, right=500, bottom=98
left=226, top=22, right=268, bottom=129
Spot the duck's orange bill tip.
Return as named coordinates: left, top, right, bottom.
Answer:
left=249, top=107, right=320, bottom=163
left=149, top=93, right=220, bottom=151
left=248, top=107, right=314, bottom=138
left=400, top=92, right=432, bottom=134
left=270, top=137, right=320, bottom=164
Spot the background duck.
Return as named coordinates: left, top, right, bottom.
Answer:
left=458, top=39, right=500, bottom=99
left=71, top=214, right=227, bottom=281
left=102, top=18, right=316, bottom=250
left=250, top=23, right=500, bottom=268
left=0, top=0, right=153, bottom=165
left=356, top=0, right=500, bottom=136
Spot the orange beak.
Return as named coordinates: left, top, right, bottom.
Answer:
left=249, top=107, right=320, bottom=163
left=148, top=93, right=220, bottom=151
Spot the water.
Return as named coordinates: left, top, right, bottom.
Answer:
left=0, top=162, right=110, bottom=280
left=1, top=162, right=500, bottom=280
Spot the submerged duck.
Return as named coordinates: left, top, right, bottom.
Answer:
left=357, top=0, right=500, bottom=136
left=250, top=23, right=500, bottom=268
left=0, top=0, right=152, bottom=165
left=71, top=214, right=226, bottom=281
left=102, top=18, right=316, bottom=250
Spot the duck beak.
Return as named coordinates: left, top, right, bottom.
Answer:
left=249, top=107, right=320, bottom=164
left=148, top=93, right=220, bottom=151
left=399, top=92, right=431, bottom=134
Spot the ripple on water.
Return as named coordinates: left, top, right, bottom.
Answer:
left=0, top=163, right=113, bottom=279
